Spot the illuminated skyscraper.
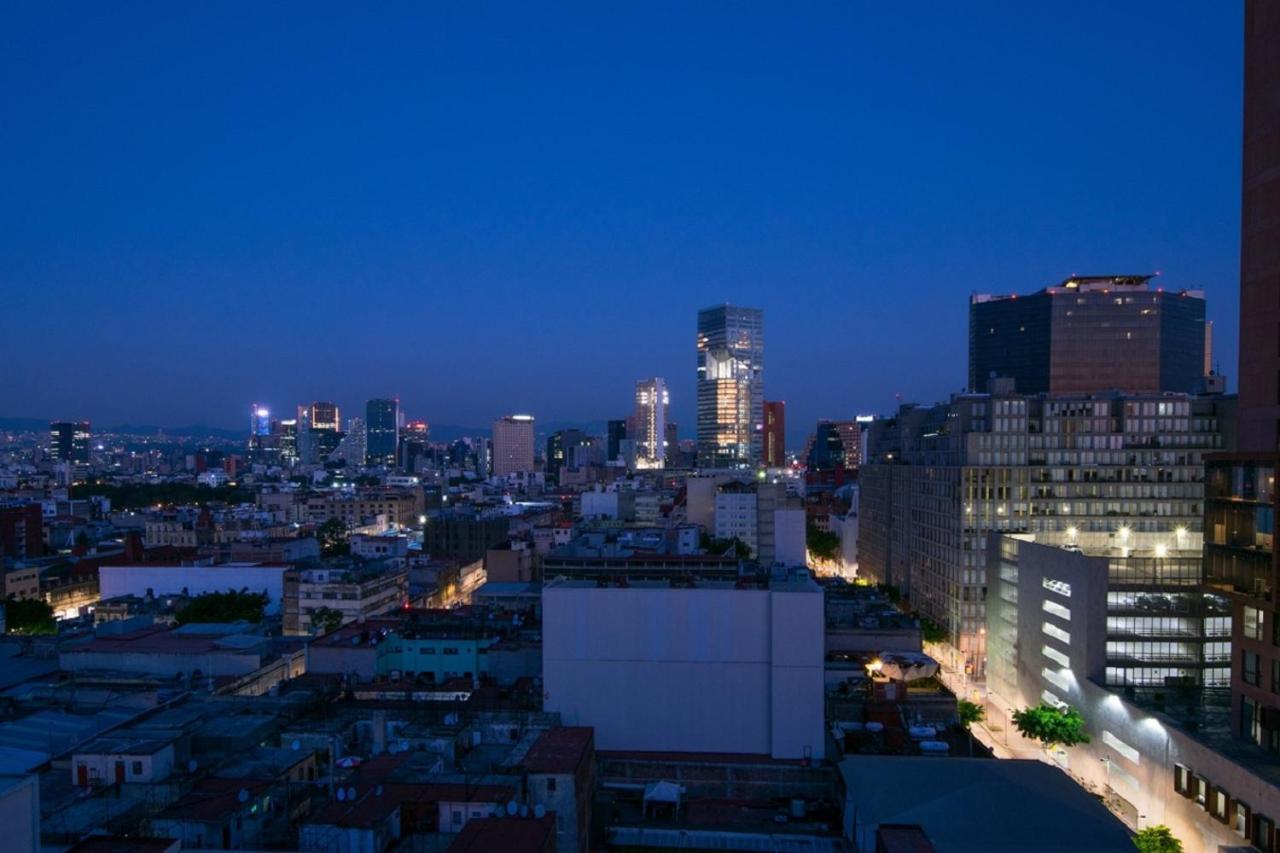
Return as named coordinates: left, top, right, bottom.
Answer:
left=365, top=399, right=399, bottom=466
left=250, top=405, right=271, bottom=437
left=696, top=305, right=763, bottom=468
left=310, top=401, right=340, bottom=432
left=492, top=415, right=535, bottom=476
left=49, top=421, right=91, bottom=464
left=633, top=378, right=669, bottom=469
left=763, top=401, right=785, bottom=468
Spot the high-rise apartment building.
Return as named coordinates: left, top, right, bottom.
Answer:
left=763, top=401, right=785, bottom=467
left=364, top=399, right=399, bottom=466
left=633, top=378, right=668, bottom=469
left=310, top=401, right=340, bottom=432
left=696, top=304, right=764, bottom=469
left=858, top=391, right=1231, bottom=675
left=49, top=421, right=91, bottom=464
left=492, top=415, right=535, bottom=476
left=970, top=275, right=1207, bottom=396
left=832, top=420, right=861, bottom=471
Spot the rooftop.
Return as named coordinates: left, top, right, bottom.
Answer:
left=448, top=815, right=555, bottom=852
left=522, top=727, right=593, bottom=775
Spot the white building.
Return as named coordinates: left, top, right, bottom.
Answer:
left=633, top=377, right=669, bottom=469
left=714, top=488, right=758, bottom=554
left=99, top=562, right=289, bottom=615
left=543, top=572, right=824, bottom=759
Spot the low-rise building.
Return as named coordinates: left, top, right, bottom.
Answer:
left=283, top=563, right=408, bottom=636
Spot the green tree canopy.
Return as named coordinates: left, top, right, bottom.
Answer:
left=1133, top=825, right=1183, bottom=853
left=805, top=521, right=840, bottom=562
left=957, top=700, right=985, bottom=727
left=4, top=597, right=56, bottom=635
left=1012, top=702, right=1091, bottom=748
left=175, top=590, right=268, bottom=625
left=310, top=606, right=344, bottom=635
left=317, top=518, right=351, bottom=556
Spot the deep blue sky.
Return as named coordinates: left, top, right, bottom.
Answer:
left=1, top=3, right=1243, bottom=443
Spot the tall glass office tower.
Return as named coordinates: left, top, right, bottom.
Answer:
left=696, top=305, right=763, bottom=468
left=365, top=398, right=399, bottom=466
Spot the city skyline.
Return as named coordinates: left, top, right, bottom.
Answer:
left=1, top=4, right=1242, bottom=435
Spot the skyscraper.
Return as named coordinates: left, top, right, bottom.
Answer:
left=49, top=421, right=91, bottom=464
left=763, top=401, right=785, bottom=468
left=633, top=378, right=669, bottom=469
left=365, top=399, right=399, bottom=466
left=969, top=275, right=1207, bottom=395
left=696, top=304, right=764, bottom=468
left=310, top=401, right=340, bottom=432
left=1237, top=0, right=1280, bottom=452
left=492, top=415, right=535, bottom=476
left=606, top=419, right=627, bottom=463
left=546, top=428, right=587, bottom=482
left=250, top=405, right=271, bottom=437
left=1211, top=0, right=1280, bottom=750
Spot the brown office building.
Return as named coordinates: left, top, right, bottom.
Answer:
left=970, top=275, right=1207, bottom=396
left=763, top=401, right=785, bottom=467
left=1206, top=0, right=1280, bottom=757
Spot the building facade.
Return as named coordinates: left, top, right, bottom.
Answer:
left=696, top=304, right=764, bottom=468
left=858, top=391, right=1231, bottom=674
left=633, top=378, right=668, bottom=469
left=970, top=276, right=1207, bottom=396
left=492, top=415, right=535, bottom=476
left=365, top=398, right=400, bottom=466
left=763, top=400, right=785, bottom=467
left=1237, top=0, right=1280, bottom=452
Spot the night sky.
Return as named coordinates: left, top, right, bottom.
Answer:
left=1, top=3, right=1243, bottom=443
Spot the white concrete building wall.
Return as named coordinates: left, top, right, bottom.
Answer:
left=774, top=508, right=807, bottom=567
left=580, top=489, right=620, bottom=520
left=543, top=581, right=823, bottom=759
left=714, top=492, right=758, bottom=554
left=100, top=564, right=288, bottom=614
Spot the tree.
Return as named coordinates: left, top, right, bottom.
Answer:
left=1012, top=702, right=1091, bottom=749
left=1133, top=825, right=1183, bottom=853
left=176, top=590, right=268, bottom=625
left=4, top=597, right=56, bottom=635
left=806, top=522, right=840, bottom=562
left=957, top=700, right=985, bottom=727
left=311, top=607, right=344, bottom=635
left=957, top=700, right=985, bottom=756
left=317, top=518, right=351, bottom=556
left=920, top=618, right=948, bottom=644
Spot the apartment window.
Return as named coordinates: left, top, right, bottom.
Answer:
left=1234, top=799, right=1251, bottom=837
left=1253, top=813, right=1275, bottom=852
left=1246, top=607, right=1265, bottom=641
left=1196, top=776, right=1209, bottom=809
left=1273, top=660, right=1280, bottom=695
left=131, top=761, right=143, bottom=776
left=1174, top=764, right=1192, bottom=796
left=546, top=777, right=557, bottom=793
left=1245, top=651, right=1263, bottom=686
left=1213, top=788, right=1230, bottom=822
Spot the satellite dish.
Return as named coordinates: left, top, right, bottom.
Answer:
left=291, top=740, right=301, bottom=751
left=238, top=789, right=249, bottom=804
left=346, top=787, right=357, bottom=801
left=519, top=805, right=529, bottom=817
left=337, top=788, right=346, bottom=802
left=506, top=800, right=519, bottom=816
left=534, top=804, right=546, bottom=818
left=388, top=741, right=399, bottom=754
left=399, top=740, right=409, bottom=753
left=375, top=785, right=384, bottom=796
left=187, top=759, right=198, bottom=772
